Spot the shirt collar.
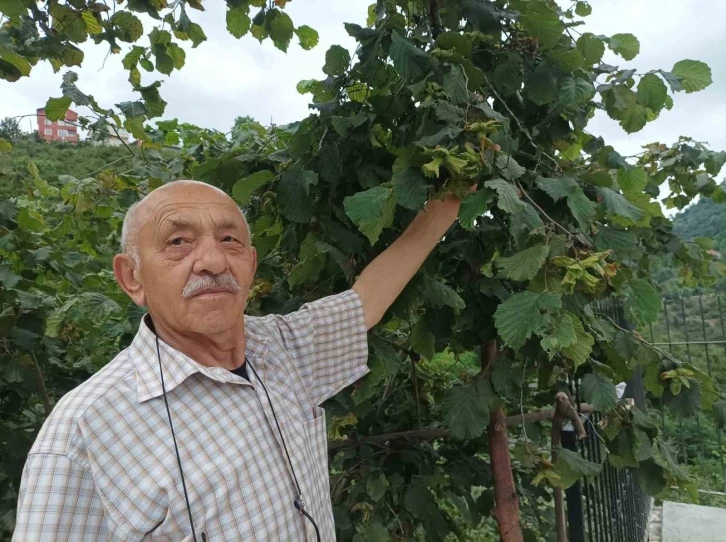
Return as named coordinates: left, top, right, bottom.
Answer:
left=130, top=313, right=270, bottom=403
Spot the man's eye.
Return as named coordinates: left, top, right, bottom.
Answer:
left=170, top=238, right=186, bottom=246
left=222, top=236, right=237, bottom=243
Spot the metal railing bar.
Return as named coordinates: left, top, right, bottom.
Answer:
left=650, top=340, right=726, bottom=345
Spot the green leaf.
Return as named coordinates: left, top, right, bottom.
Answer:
left=494, top=291, right=561, bottom=349
left=17, top=208, right=44, bottom=231
left=226, top=6, right=251, bottom=39
left=112, top=11, right=144, bottom=42
left=330, top=112, right=370, bottom=137
left=323, top=44, right=350, bottom=76
left=557, top=77, right=595, bottom=110
left=139, top=82, right=167, bottom=118
left=405, top=480, right=438, bottom=517
left=636, top=73, right=667, bottom=111
left=561, top=316, right=594, bottom=369
left=485, top=179, right=523, bottom=214
left=671, top=59, right=712, bottom=93
left=597, top=187, right=645, bottom=222
left=581, top=373, right=617, bottom=412
left=575, top=1, right=592, bottom=16
left=124, top=116, right=146, bottom=140
left=288, top=233, right=324, bottom=287
left=44, top=310, right=64, bottom=338
left=713, top=400, right=726, bottom=430
left=0, top=264, right=21, bottom=288
left=518, top=0, right=564, bottom=50
left=495, top=154, right=526, bottom=181
left=524, top=60, right=561, bottom=106
left=233, top=170, right=276, bottom=206
left=343, top=185, right=397, bottom=245
left=617, top=167, right=648, bottom=192
left=442, top=381, right=491, bottom=439
left=555, top=447, right=602, bottom=489
left=295, top=25, right=319, bottom=50
left=663, top=380, right=701, bottom=418
left=606, top=86, right=648, bottom=133
left=117, top=100, right=147, bottom=118
left=188, top=22, right=207, bottom=47
left=434, top=101, right=465, bottom=123
left=536, top=176, right=579, bottom=201
left=366, top=474, right=389, bottom=502
left=410, top=318, right=435, bottom=360
left=609, top=33, right=640, bottom=60
left=496, top=245, right=550, bottom=282
left=0, top=0, right=27, bottom=17
left=389, top=31, right=430, bottom=82
left=81, top=11, right=102, bottom=34
left=166, top=43, right=187, bottom=70
left=536, top=176, right=595, bottom=231
left=278, top=167, right=318, bottom=223
left=268, top=10, right=294, bottom=52
left=576, top=33, right=604, bottom=65
left=443, top=65, right=469, bottom=105
left=44, top=96, right=72, bottom=121
left=459, top=189, right=493, bottom=230
left=0, top=138, right=12, bottom=153
left=392, top=168, right=428, bottom=211
left=436, top=31, right=472, bottom=56
left=423, top=278, right=465, bottom=310
left=541, top=312, right=577, bottom=359
left=315, top=242, right=354, bottom=282
left=626, top=279, right=660, bottom=325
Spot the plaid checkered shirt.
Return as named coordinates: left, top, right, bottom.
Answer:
left=14, top=290, right=369, bottom=541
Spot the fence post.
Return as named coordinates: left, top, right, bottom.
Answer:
left=562, top=428, right=586, bottom=542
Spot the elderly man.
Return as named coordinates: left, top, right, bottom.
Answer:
left=14, top=180, right=465, bottom=541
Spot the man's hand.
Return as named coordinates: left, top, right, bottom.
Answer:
left=352, top=187, right=469, bottom=330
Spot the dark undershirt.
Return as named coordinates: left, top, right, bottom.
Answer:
left=230, top=362, right=249, bottom=381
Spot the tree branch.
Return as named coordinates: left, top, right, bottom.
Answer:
left=328, top=404, right=593, bottom=451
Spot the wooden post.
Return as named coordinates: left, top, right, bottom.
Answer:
left=482, top=341, right=524, bottom=542
left=552, top=392, right=587, bottom=542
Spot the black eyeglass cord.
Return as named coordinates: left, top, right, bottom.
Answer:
left=246, top=358, right=322, bottom=542
left=156, top=335, right=204, bottom=542
left=156, top=335, right=320, bottom=542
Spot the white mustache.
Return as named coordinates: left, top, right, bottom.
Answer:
left=182, top=274, right=241, bottom=298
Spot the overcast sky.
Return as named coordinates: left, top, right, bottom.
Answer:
left=1, top=0, right=723, bottom=167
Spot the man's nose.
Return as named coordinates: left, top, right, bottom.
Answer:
left=192, top=237, right=228, bottom=276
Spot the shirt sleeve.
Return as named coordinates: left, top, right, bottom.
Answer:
left=272, top=289, right=369, bottom=405
left=14, top=453, right=107, bottom=541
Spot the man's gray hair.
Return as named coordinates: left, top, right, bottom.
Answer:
left=120, top=202, right=251, bottom=269
left=121, top=202, right=141, bottom=268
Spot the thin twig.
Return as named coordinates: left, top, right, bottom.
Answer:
left=31, top=351, right=52, bottom=416
left=86, top=155, right=133, bottom=177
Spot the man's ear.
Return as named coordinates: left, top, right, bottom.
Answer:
left=113, top=253, right=146, bottom=307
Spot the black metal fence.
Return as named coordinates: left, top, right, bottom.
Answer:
left=562, top=300, right=651, bottom=542
left=563, top=290, right=726, bottom=540
left=648, top=291, right=726, bottom=493
left=563, top=380, right=651, bottom=542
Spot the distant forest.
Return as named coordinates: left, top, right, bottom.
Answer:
left=673, top=189, right=726, bottom=250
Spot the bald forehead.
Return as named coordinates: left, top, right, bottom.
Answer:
left=135, top=180, right=249, bottom=241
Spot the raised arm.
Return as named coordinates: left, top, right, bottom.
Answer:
left=353, top=194, right=462, bottom=330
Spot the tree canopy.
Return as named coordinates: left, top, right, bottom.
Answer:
left=1, top=0, right=725, bottom=539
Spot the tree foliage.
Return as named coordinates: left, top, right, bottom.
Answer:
left=1, top=0, right=725, bottom=539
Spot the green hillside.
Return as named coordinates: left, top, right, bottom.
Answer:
left=673, top=190, right=726, bottom=250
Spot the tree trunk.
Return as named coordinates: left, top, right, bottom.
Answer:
left=481, top=341, right=524, bottom=542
